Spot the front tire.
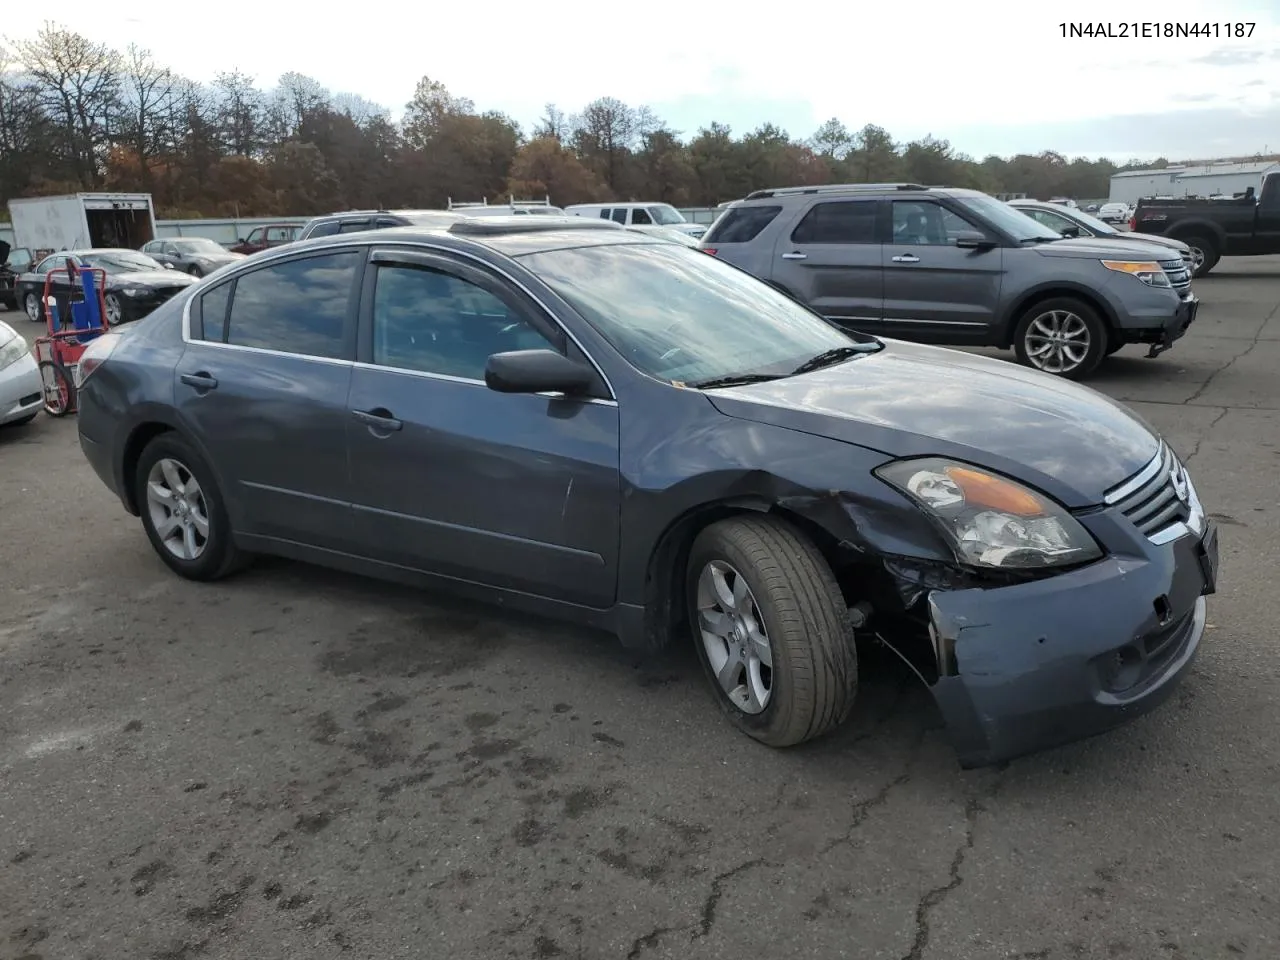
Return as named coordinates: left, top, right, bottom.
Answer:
left=686, top=515, right=857, bottom=747
left=1012, top=297, right=1107, bottom=380
left=134, top=433, right=247, bottom=581
left=24, top=291, right=43, bottom=323
left=1181, top=235, right=1219, bottom=278
left=188, top=265, right=204, bottom=278
left=104, top=293, right=123, bottom=326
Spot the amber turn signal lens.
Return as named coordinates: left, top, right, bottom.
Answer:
left=944, top=466, right=1045, bottom=517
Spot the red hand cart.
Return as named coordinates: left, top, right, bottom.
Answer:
left=33, top=265, right=110, bottom=417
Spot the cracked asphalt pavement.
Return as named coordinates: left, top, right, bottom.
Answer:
left=3, top=258, right=1279, bottom=960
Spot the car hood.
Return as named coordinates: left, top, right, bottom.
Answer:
left=1102, top=232, right=1190, bottom=254
left=192, top=251, right=245, bottom=264
left=108, top=270, right=198, bottom=287
left=1032, top=235, right=1184, bottom=260
left=705, top=339, right=1160, bottom=509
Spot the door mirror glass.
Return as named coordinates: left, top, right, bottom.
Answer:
left=1059, top=225, right=1081, bottom=238
left=484, top=349, right=594, bottom=395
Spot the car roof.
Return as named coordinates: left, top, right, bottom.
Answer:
left=282, top=217, right=649, bottom=260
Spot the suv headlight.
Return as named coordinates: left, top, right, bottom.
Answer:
left=875, top=457, right=1103, bottom=570
left=0, top=332, right=28, bottom=371
left=1101, top=259, right=1171, bottom=288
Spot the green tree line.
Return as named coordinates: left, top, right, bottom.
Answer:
left=1, top=22, right=1173, bottom=220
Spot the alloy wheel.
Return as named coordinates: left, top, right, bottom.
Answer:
left=1024, top=309, right=1091, bottom=374
left=695, top=559, right=774, bottom=714
left=104, top=294, right=122, bottom=325
left=146, top=457, right=210, bottom=561
left=24, top=292, right=41, bottom=323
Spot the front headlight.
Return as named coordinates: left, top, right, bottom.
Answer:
left=121, top=287, right=145, bottom=297
left=0, top=333, right=28, bottom=371
left=875, top=457, right=1103, bottom=570
left=1101, top=259, right=1171, bottom=288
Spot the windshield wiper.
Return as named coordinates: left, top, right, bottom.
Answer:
left=790, top=344, right=880, bottom=376
left=685, top=373, right=783, bottom=390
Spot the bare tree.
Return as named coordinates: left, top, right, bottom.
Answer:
left=11, top=22, right=120, bottom=187
left=213, top=69, right=262, bottom=157
left=117, top=44, right=174, bottom=187
left=533, top=102, right=568, bottom=141
left=332, top=91, right=386, bottom=127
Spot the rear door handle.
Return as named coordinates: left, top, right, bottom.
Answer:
left=781, top=252, right=808, bottom=260
left=180, top=372, right=218, bottom=390
left=352, top=408, right=403, bottom=432
left=891, top=254, right=920, bottom=263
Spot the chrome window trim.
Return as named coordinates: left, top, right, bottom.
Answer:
left=181, top=238, right=618, bottom=402
left=348, top=361, right=617, bottom=407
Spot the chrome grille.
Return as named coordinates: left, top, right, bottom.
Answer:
left=1159, top=257, right=1191, bottom=295
left=1104, top=442, right=1193, bottom=540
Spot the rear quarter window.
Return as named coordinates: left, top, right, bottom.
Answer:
left=704, top=205, right=783, bottom=244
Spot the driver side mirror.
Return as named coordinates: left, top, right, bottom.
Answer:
left=1059, top=225, right=1081, bottom=238
left=954, top=230, right=996, bottom=250
left=485, top=349, right=595, bottom=396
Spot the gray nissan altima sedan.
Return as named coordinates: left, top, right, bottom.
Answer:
left=73, top=217, right=1219, bottom=767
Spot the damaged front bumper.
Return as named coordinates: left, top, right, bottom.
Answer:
left=925, top=520, right=1218, bottom=768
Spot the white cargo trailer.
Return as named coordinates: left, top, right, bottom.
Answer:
left=6, top=193, right=158, bottom=253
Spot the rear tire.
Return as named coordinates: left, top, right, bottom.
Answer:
left=24, top=291, right=43, bottom=323
left=1181, top=235, right=1219, bottom=278
left=1012, top=296, right=1107, bottom=380
left=686, top=515, right=857, bottom=747
left=134, top=432, right=248, bottom=581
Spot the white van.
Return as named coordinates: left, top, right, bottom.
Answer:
left=563, top=202, right=706, bottom=238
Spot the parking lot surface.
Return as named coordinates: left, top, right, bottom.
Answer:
left=3, top=260, right=1279, bottom=960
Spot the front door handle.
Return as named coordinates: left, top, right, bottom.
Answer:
left=781, top=252, right=808, bottom=260
left=180, top=372, right=218, bottom=390
left=352, top=408, right=403, bottom=432
left=891, top=254, right=921, bottom=263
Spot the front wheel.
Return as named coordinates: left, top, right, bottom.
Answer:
left=1181, top=235, right=1219, bottom=278
left=134, top=433, right=248, bottom=581
left=104, top=293, right=123, bottom=326
left=1012, top=297, right=1107, bottom=380
left=686, top=515, right=857, bottom=747
left=38, top=360, right=74, bottom=416
left=24, top=291, right=43, bottom=323
left=188, top=265, right=204, bottom=278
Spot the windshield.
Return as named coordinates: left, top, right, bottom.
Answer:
left=956, top=195, right=1063, bottom=242
left=81, top=251, right=165, bottom=274
left=1060, top=207, right=1120, bottom=235
left=172, top=238, right=226, bottom=254
left=520, top=242, right=864, bottom=386
left=648, top=204, right=687, bottom=226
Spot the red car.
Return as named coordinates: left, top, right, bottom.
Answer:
left=228, top=223, right=301, bottom=255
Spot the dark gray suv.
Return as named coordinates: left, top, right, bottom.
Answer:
left=701, top=184, right=1198, bottom=380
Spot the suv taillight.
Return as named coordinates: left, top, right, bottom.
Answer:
left=1128, top=215, right=1136, bottom=231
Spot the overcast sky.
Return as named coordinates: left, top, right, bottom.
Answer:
left=6, top=0, right=1279, bottom=162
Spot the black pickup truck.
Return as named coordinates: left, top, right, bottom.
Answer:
left=1131, top=170, right=1279, bottom=277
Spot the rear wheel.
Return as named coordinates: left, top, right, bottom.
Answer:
left=1181, top=235, right=1219, bottom=278
left=1012, top=297, right=1107, bottom=380
left=686, top=515, right=857, bottom=747
left=134, top=433, right=247, bottom=581
left=38, top=360, right=74, bottom=417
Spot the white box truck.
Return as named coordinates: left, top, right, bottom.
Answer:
left=6, top=192, right=158, bottom=255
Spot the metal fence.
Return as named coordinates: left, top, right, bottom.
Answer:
left=0, top=207, right=726, bottom=250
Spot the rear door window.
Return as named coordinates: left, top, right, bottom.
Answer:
left=611, top=209, right=628, bottom=224
left=791, top=201, right=879, bottom=244
left=338, top=219, right=372, bottom=233
left=703, top=205, right=783, bottom=244
left=307, top=220, right=341, bottom=238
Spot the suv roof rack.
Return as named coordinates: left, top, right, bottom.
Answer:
left=447, top=217, right=623, bottom=237
left=744, top=182, right=928, bottom=200
left=448, top=195, right=555, bottom=210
